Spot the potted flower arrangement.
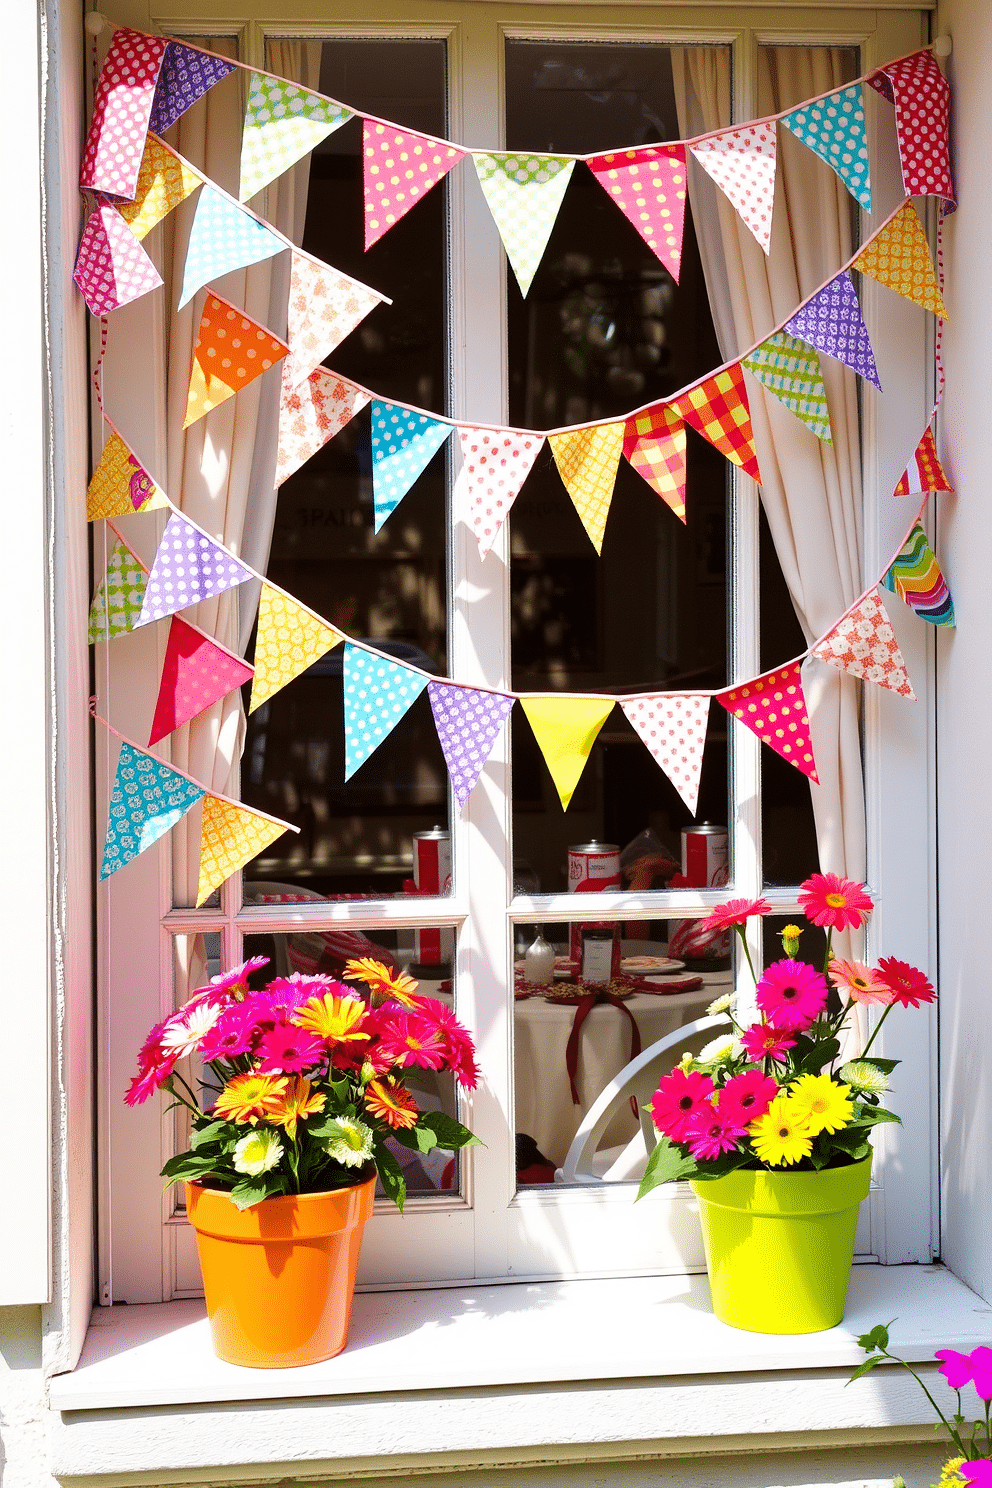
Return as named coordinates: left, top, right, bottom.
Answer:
left=126, top=956, right=480, bottom=1368
left=637, top=872, right=936, bottom=1334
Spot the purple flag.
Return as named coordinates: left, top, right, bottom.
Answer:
left=149, top=41, right=237, bottom=135
left=135, top=514, right=253, bottom=628
left=428, top=681, right=514, bottom=812
left=73, top=205, right=164, bottom=316
left=784, top=271, right=881, bottom=390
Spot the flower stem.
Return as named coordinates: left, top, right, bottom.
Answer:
left=861, top=1000, right=896, bottom=1058
left=875, top=1349, right=966, bottom=1456
left=736, top=924, right=758, bottom=987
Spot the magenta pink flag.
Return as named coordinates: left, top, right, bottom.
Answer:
left=363, top=122, right=465, bottom=249
left=73, top=206, right=163, bottom=316
left=585, top=144, right=687, bottom=281
left=867, top=51, right=954, bottom=207
left=80, top=28, right=170, bottom=201
left=148, top=615, right=254, bottom=745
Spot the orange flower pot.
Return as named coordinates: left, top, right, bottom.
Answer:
left=185, top=1177, right=375, bottom=1368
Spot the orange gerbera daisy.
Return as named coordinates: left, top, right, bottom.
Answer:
left=268, top=1076, right=326, bottom=1139
left=365, top=1076, right=420, bottom=1130
left=344, top=957, right=420, bottom=1008
left=292, top=992, right=371, bottom=1044
left=213, top=1071, right=288, bottom=1125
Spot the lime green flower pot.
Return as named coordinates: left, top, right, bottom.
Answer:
left=689, top=1155, right=872, bottom=1334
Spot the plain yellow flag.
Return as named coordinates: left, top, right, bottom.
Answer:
left=196, top=795, right=289, bottom=907
left=549, top=421, right=625, bottom=554
left=250, top=584, right=343, bottom=713
left=520, top=696, right=615, bottom=810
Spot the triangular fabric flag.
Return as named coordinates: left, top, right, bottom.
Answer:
left=893, top=426, right=953, bottom=496
left=148, top=615, right=254, bottom=745
left=179, top=184, right=285, bottom=308
left=73, top=206, right=163, bottom=316
left=80, top=28, right=170, bottom=200
left=249, top=583, right=343, bottom=713
left=342, top=644, right=429, bottom=779
left=428, top=681, right=515, bottom=812
left=197, top=795, right=288, bottom=907
left=100, top=740, right=204, bottom=880
left=118, top=137, right=203, bottom=240
left=742, top=332, right=833, bottom=444
left=455, top=427, right=543, bottom=557
left=136, top=513, right=253, bottom=628
left=620, top=693, right=710, bottom=816
left=882, top=522, right=955, bottom=627
left=519, top=696, right=615, bottom=810
left=86, top=432, right=168, bottom=521
left=812, top=591, right=916, bottom=699
left=149, top=41, right=237, bottom=135
left=370, top=402, right=452, bottom=532
left=867, top=51, right=954, bottom=208
left=364, top=122, right=466, bottom=249
left=184, top=293, right=289, bottom=427
left=88, top=540, right=148, bottom=642
left=670, top=365, right=762, bottom=481
left=780, top=84, right=872, bottom=211
left=549, top=422, right=625, bottom=555
left=689, top=124, right=777, bottom=253
left=240, top=73, right=353, bottom=200
left=715, top=661, right=818, bottom=782
left=853, top=202, right=947, bottom=319
left=585, top=144, right=687, bottom=281
left=784, top=271, right=882, bottom=391
left=622, top=405, right=688, bottom=522
left=473, top=154, right=575, bottom=297
left=276, top=368, right=371, bottom=486
left=284, top=251, right=385, bottom=390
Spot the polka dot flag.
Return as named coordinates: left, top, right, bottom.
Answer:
left=148, top=614, right=254, bottom=746
left=100, top=740, right=204, bottom=880
left=852, top=202, right=947, bottom=320
left=240, top=73, right=352, bottom=201
left=812, top=591, right=916, bottom=700
left=364, top=122, right=465, bottom=249
left=428, top=680, right=514, bottom=812
left=620, top=693, right=710, bottom=817
left=118, top=137, right=203, bottom=241
left=455, top=427, right=543, bottom=558
left=585, top=144, right=687, bottom=281
left=370, top=401, right=452, bottom=533
left=867, top=50, right=954, bottom=208
left=135, top=513, right=253, bottom=628
left=73, top=205, right=163, bottom=316
left=473, top=154, right=576, bottom=297
left=80, top=27, right=169, bottom=201
left=715, top=661, right=818, bottom=782
left=149, top=40, right=236, bottom=136
left=780, top=84, right=872, bottom=212
left=343, top=643, right=428, bottom=780
left=690, top=124, right=777, bottom=253
left=184, top=293, right=288, bottom=427
left=178, top=184, right=285, bottom=309
left=784, top=271, right=881, bottom=392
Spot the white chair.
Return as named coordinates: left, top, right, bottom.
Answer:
left=556, top=1014, right=729, bottom=1184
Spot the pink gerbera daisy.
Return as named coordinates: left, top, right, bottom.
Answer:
left=198, top=1005, right=257, bottom=1061
left=648, top=1068, right=714, bottom=1142
left=411, top=995, right=480, bottom=1089
left=372, top=1009, right=448, bottom=1071
left=740, top=1022, right=796, bottom=1063
left=798, top=873, right=874, bottom=930
left=255, top=1022, right=324, bottom=1075
left=123, top=1019, right=178, bottom=1105
left=718, top=1069, right=779, bottom=1125
left=198, top=956, right=270, bottom=1004
left=829, top=958, right=894, bottom=1006
left=703, top=897, right=773, bottom=932
left=875, top=956, right=937, bottom=1008
left=685, top=1101, right=748, bottom=1160
left=756, top=959, right=829, bottom=1031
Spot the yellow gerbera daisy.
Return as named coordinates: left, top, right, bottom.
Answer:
left=267, top=1076, right=327, bottom=1139
left=787, top=1074, right=853, bottom=1135
left=344, top=957, right=420, bottom=1008
left=213, top=1072, right=288, bottom=1125
left=748, top=1095, right=813, bottom=1166
left=292, top=992, right=371, bottom=1044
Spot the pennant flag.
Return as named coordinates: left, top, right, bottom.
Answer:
left=812, top=591, right=916, bottom=699
left=428, top=681, right=515, bottom=812
left=240, top=73, right=353, bottom=201
left=276, top=368, right=370, bottom=486
left=519, top=696, right=615, bottom=811
left=148, top=615, right=254, bottom=745
left=893, top=426, right=953, bottom=496
left=716, top=662, right=818, bottom=781
left=197, top=795, right=288, bottom=907
left=780, top=84, right=872, bottom=211
left=370, top=402, right=452, bottom=532
left=455, top=427, right=543, bottom=557
left=100, top=740, right=204, bottom=880
left=284, top=251, right=384, bottom=390
left=136, top=513, right=253, bottom=628
left=689, top=124, right=777, bottom=253
left=867, top=51, right=954, bottom=207
left=364, top=122, right=465, bottom=249
left=179, top=184, right=285, bottom=308
left=342, top=644, right=428, bottom=779
left=86, top=432, right=168, bottom=522
left=671, top=365, right=762, bottom=480
left=249, top=583, right=343, bottom=713
left=73, top=206, right=163, bottom=316
left=620, top=693, right=710, bottom=816
left=623, top=405, right=687, bottom=522
left=80, top=28, right=170, bottom=200
left=784, top=271, right=881, bottom=391
left=118, top=137, right=203, bottom=240
left=88, top=539, right=148, bottom=643
left=882, top=522, right=955, bottom=627
left=585, top=144, right=687, bottom=281
left=473, top=154, right=575, bottom=297
left=549, top=422, right=625, bottom=555
left=149, top=40, right=237, bottom=135
left=742, top=332, right=833, bottom=444
left=853, top=202, right=947, bottom=319
left=184, top=293, right=289, bottom=427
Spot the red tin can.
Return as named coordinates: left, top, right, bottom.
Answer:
left=413, top=828, right=452, bottom=967
left=681, top=824, right=729, bottom=889
left=568, top=841, right=620, bottom=963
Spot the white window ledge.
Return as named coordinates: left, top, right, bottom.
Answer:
left=49, top=1264, right=991, bottom=1484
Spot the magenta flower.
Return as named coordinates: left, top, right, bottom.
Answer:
left=255, top=1022, right=324, bottom=1075
left=648, top=1069, right=715, bottom=1142
left=200, top=956, right=270, bottom=1002
left=936, top=1346, right=992, bottom=1400
left=798, top=873, right=874, bottom=930
left=373, top=1009, right=448, bottom=1072
left=703, top=897, right=773, bottom=933
left=685, top=1101, right=748, bottom=1160
left=412, top=995, right=480, bottom=1088
left=198, top=1006, right=256, bottom=1061
left=960, top=1464, right=992, bottom=1488
left=719, top=1069, right=779, bottom=1125
left=123, top=1018, right=178, bottom=1105
left=740, top=1022, right=796, bottom=1063
left=756, top=959, right=829, bottom=1031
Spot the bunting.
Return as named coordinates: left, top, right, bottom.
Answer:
left=812, top=591, right=916, bottom=699
left=136, top=513, right=253, bottom=628
left=882, top=522, right=955, bottom=627
left=893, top=426, right=953, bottom=496
left=623, top=405, right=688, bottom=522
left=455, top=427, right=543, bottom=557
left=370, top=402, right=452, bottom=532
left=716, top=662, right=818, bottom=781
left=80, top=27, right=170, bottom=200
left=178, top=184, right=285, bottom=308
left=249, top=584, right=343, bottom=713
left=868, top=51, right=954, bottom=207
left=620, top=693, right=710, bottom=816
left=100, top=740, right=204, bottom=880
left=549, top=422, right=625, bottom=554
left=117, top=137, right=202, bottom=240
left=88, top=540, right=148, bottom=643
left=284, top=252, right=384, bottom=391
left=519, top=696, right=615, bottom=811
left=853, top=201, right=947, bottom=319
left=276, top=368, right=371, bottom=487
left=86, top=432, right=168, bottom=522
left=73, top=206, right=163, bottom=316
left=184, top=293, right=288, bottom=427
left=742, top=332, right=832, bottom=444
left=585, top=144, right=687, bottom=281
left=473, top=154, right=576, bottom=297
left=196, top=795, right=289, bottom=907
left=689, top=124, right=777, bottom=253
left=343, top=644, right=428, bottom=779
left=240, top=73, right=353, bottom=201
left=784, top=271, right=881, bottom=390
left=671, top=365, right=762, bottom=481
left=780, top=84, right=872, bottom=211
left=148, top=615, right=254, bottom=746
left=149, top=41, right=236, bottom=136
left=428, top=681, right=515, bottom=811
left=364, top=122, right=465, bottom=249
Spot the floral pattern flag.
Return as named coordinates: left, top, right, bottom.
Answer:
left=784, top=271, right=881, bottom=391
left=117, top=137, right=203, bottom=240
left=88, top=539, right=148, bottom=643
left=670, top=365, right=762, bottom=481
left=148, top=41, right=236, bottom=135
left=812, top=591, right=916, bottom=699
left=893, top=425, right=953, bottom=496
left=73, top=206, right=163, bottom=316
left=473, top=154, right=576, bottom=296
left=454, top=427, right=544, bottom=558
left=852, top=202, right=948, bottom=319
left=585, top=144, right=687, bottom=280
left=715, top=661, right=818, bottom=782
left=184, top=293, right=288, bottom=427
left=148, top=615, right=254, bottom=745
left=197, top=795, right=289, bottom=907
left=620, top=693, right=710, bottom=816
left=549, top=422, right=625, bottom=554
left=742, top=332, right=833, bottom=444
left=178, top=184, right=285, bottom=308
left=428, top=681, right=515, bottom=812
left=342, top=644, right=428, bottom=780
left=519, top=696, right=615, bottom=811
left=136, top=513, right=253, bottom=628
left=780, top=84, right=872, bottom=211
left=623, top=404, right=688, bottom=522
left=276, top=368, right=370, bottom=486
left=249, top=584, right=343, bottom=712
left=240, top=73, right=353, bottom=201
left=364, top=122, right=465, bottom=249
left=370, top=402, right=452, bottom=533
left=867, top=51, right=954, bottom=208
left=284, top=251, right=385, bottom=390
left=689, top=124, right=777, bottom=252
left=100, top=740, right=204, bottom=880
left=86, top=431, right=168, bottom=522
left=882, top=522, right=955, bottom=627
left=80, top=28, right=170, bottom=200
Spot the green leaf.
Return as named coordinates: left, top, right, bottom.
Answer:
left=229, top=1177, right=274, bottom=1211
left=796, top=1037, right=840, bottom=1075
left=373, top=1143, right=407, bottom=1213
left=190, top=1119, right=231, bottom=1149
left=857, top=1320, right=894, bottom=1353
left=392, top=1123, right=439, bottom=1155
left=636, top=1136, right=699, bottom=1199
left=848, top=1354, right=887, bottom=1383
left=160, top=1151, right=222, bottom=1181
left=860, top=1057, right=900, bottom=1075
left=419, top=1112, right=483, bottom=1150
left=851, top=1102, right=901, bottom=1127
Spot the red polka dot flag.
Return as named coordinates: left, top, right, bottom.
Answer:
left=715, top=661, right=819, bottom=782
left=80, top=28, right=170, bottom=201
left=867, top=50, right=955, bottom=208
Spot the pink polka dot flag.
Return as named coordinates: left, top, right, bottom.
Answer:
left=689, top=124, right=777, bottom=253
left=73, top=205, right=163, bottom=316
left=867, top=51, right=954, bottom=208
left=428, top=681, right=515, bottom=812
left=585, top=144, right=687, bottom=281
left=135, top=513, right=253, bottom=628
left=148, top=614, right=254, bottom=746
left=811, top=591, right=916, bottom=700
left=623, top=404, right=688, bottom=523
left=456, top=427, right=544, bottom=558
left=80, top=28, right=170, bottom=201
left=620, top=693, right=710, bottom=816
left=715, top=661, right=818, bottom=782
left=276, top=368, right=371, bottom=487
left=363, top=122, right=465, bottom=250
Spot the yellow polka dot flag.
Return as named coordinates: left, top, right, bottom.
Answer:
left=196, top=794, right=290, bottom=906
left=86, top=430, right=169, bottom=521
left=184, top=293, right=289, bottom=428
left=548, top=421, right=625, bottom=555
left=249, top=583, right=344, bottom=713
left=853, top=202, right=948, bottom=320
left=118, top=137, right=202, bottom=241
left=519, top=696, right=615, bottom=810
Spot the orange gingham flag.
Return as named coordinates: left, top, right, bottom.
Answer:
left=671, top=364, right=761, bottom=483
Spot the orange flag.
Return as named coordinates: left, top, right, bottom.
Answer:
left=184, top=293, right=289, bottom=428
left=671, top=365, right=762, bottom=483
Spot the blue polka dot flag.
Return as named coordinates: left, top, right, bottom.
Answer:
left=780, top=84, right=872, bottom=212
left=370, top=400, right=452, bottom=533
left=343, top=644, right=428, bottom=779
left=179, top=183, right=285, bottom=309
left=100, top=741, right=204, bottom=880
left=428, top=681, right=514, bottom=812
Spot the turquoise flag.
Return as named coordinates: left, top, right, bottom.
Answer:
left=370, top=401, right=452, bottom=533
left=100, top=741, right=204, bottom=880
left=781, top=84, right=872, bottom=211
left=179, top=184, right=284, bottom=308
left=342, top=644, right=428, bottom=779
